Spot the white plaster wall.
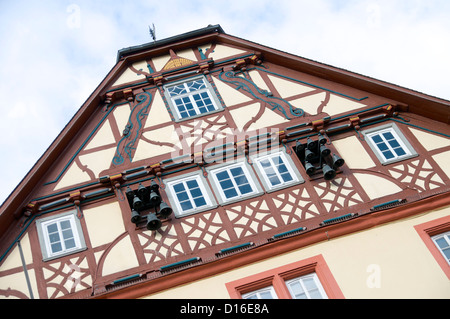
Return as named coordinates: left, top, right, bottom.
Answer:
left=83, top=202, right=125, bottom=248
left=332, top=136, right=376, bottom=169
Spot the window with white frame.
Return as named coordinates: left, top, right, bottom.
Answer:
left=208, top=161, right=263, bottom=205
left=36, top=210, right=86, bottom=261
left=165, top=172, right=217, bottom=217
left=252, top=150, right=304, bottom=192
left=432, top=231, right=450, bottom=265
left=164, top=76, right=223, bottom=121
left=285, top=273, right=328, bottom=299
left=363, top=123, right=417, bottom=165
left=242, top=286, right=277, bottom=299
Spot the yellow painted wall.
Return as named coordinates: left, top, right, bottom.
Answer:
left=145, top=206, right=450, bottom=299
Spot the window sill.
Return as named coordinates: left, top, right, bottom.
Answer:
left=172, top=108, right=225, bottom=123
left=42, top=247, right=88, bottom=262
left=380, top=153, right=419, bottom=166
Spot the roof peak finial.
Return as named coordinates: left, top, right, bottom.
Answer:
left=149, top=23, right=156, bottom=42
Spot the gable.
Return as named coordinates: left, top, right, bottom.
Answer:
left=16, top=38, right=440, bottom=195
left=1, top=25, right=449, bottom=300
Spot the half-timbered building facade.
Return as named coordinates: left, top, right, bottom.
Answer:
left=1, top=25, right=449, bottom=299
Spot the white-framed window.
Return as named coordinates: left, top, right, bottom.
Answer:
left=242, top=286, right=278, bottom=299
left=252, top=150, right=304, bottom=192
left=164, top=76, right=223, bottom=121
left=285, top=273, right=328, bottom=299
left=36, top=210, right=86, bottom=261
left=208, top=160, right=263, bottom=205
left=432, top=231, right=450, bottom=265
left=363, top=123, right=417, bottom=165
left=165, top=172, right=217, bottom=218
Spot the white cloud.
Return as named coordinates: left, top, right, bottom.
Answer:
left=0, top=0, right=449, bottom=204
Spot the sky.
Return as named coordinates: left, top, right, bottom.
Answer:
left=0, top=0, right=449, bottom=205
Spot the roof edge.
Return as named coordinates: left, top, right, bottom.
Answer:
left=116, top=24, right=225, bottom=62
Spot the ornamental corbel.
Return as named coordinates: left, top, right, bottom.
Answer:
left=18, top=201, right=38, bottom=219
left=249, top=53, right=263, bottom=65
left=312, top=119, right=325, bottom=131
left=123, top=89, right=134, bottom=102
left=233, top=59, right=247, bottom=72
left=349, top=116, right=360, bottom=128
left=236, top=139, right=248, bottom=155
left=150, top=163, right=162, bottom=177
left=199, top=62, right=211, bottom=74
left=104, top=92, right=114, bottom=104
left=148, top=73, right=164, bottom=86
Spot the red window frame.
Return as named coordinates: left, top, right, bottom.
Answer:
left=414, top=215, right=450, bottom=280
left=225, top=254, right=344, bottom=299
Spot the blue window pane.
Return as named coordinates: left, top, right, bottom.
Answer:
left=289, top=281, right=305, bottom=297
left=62, top=229, right=73, bottom=240
left=234, top=174, right=249, bottom=186
left=383, top=132, right=395, bottom=140
left=260, top=291, right=275, bottom=299
left=194, top=197, right=207, bottom=207
left=394, top=147, right=406, bottom=156
left=179, top=111, right=189, bottom=118
left=187, top=80, right=205, bottom=91
left=388, top=140, right=400, bottom=148
left=435, top=237, right=448, bottom=249
left=280, top=172, right=293, bottom=183
left=377, top=142, right=388, bottom=151
left=277, top=163, right=289, bottom=174
left=198, top=106, right=208, bottom=114
left=177, top=105, right=186, bottom=113
left=268, top=176, right=281, bottom=186
left=176, top=191, right=189, bottom=201
left=173, top=183, right=185, bottom=192
left=47, top=223, right=58, bottom=233
left=180, top=201, right=193, bottom=211
left=183, top=98, right=193, bottom=108
left=190, top=187, right=202, bottom=198
left=219, top=179, right=234, bottom=190
left=238, top=184, right=253, bottom=195
left=382, top=150, right=394, bottom=159
left=224, top=188, right=238, bottom=199
left=260, top=159, right=271, bottom=168
left=51, top=242, right=62, bottom=253
left=230, top=167, right=244, bottom=177
left=443, top=248, right=450, bottom=260
left=263, top=166, right=276, bottom=176
left=216, top=171, right=229, bottom=181
left=186, top=180, right=199, bottom=189
left=371, top=135, right=383, bottom=143
left=49, top=232, right=60, bottom=243
left=60, top=220, right=71, bottom=230
left=64, top=238, right=76, bottom=249
left=168, top=85, right=187, bottom=96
